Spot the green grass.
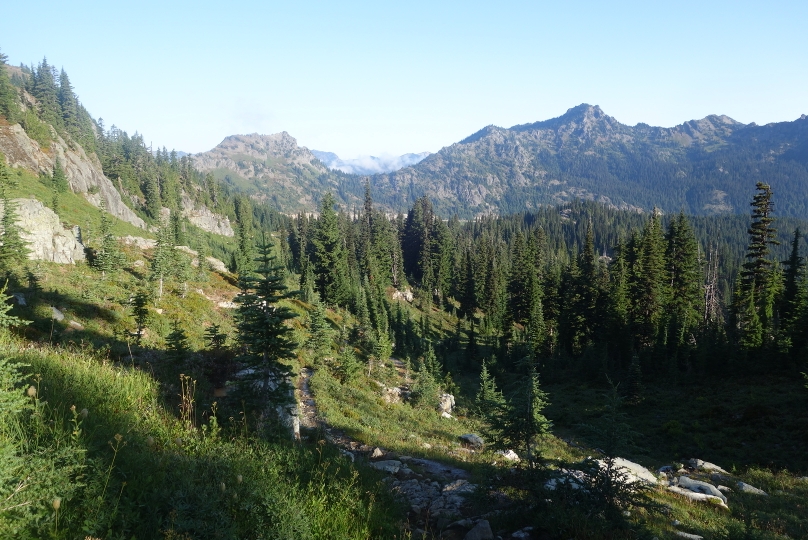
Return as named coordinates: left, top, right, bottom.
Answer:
left=7, top=166, right=148, bottom=238
left=0, top=332, right=404, bottom=539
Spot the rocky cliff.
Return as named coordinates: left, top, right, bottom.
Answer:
left=3, top=198, right=86, bottom=264
left=0, top=123, right=146, bottom=229
left=193, top=132, right=350, bottom=212
left=180, top=191, right=234, bottom=237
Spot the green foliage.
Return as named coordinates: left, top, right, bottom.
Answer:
left=0, top=281, right=28, bottom=330
left=233, top=234, right=297, bottom=410
left=306, top=301, right=332, bottom=362
left=0, top=195, right=30, bottom=281
left=312, top=193, right=350, bottom=307
left=165, top=319, right=190, bottom=366
left=334, top=346, right=362, bottom=384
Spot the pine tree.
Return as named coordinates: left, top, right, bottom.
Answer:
left=233, top=234, right=297, bottom=408
left=131, top=291, right=150, bottom=346
left=0, top=49, right=17, bottom=120
left=476, top=360, right=506, bottom=419
left=165, top=320, right=190, bottom=366
left=665, top=212, right=703, bottom=366
left=306, top=301, right=332, bottom=362
left=734, top=183, right=780, bottom=350
left=0, top=195, right=29, bottom=281
left=149, top=224, right=175, bottom=299
left=312, top=193, right=350, bottom=306
left=93, top=207, right=124, bottom=276
left=0, top=280, right=29, bottom=330
left=781, top=229, right=804, bottom=325
left=491, top=362, right=551, bottom=466
left=204, top=323, right=227, bottom=350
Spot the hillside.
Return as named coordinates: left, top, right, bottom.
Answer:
left=371, top=104, right=808, bottom=218
left=190, top=105, right=808, bottom=220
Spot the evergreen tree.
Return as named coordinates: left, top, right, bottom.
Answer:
left=781, top=229, right=804, bottom=325
left=734, top=183, right=780, bottom=350
left=0, top=280, right=29, bottom=330
left=130, top=291, right=150, bottom=346
left=165, top=320, right=190, bottom=366
left=665, top=212, right=703, bottom=366
left=476, top=360, right=506, bottom=419
left=0, top=49, right=17, bottom=120
left=233, top=234, right=297, bottom=408
left=490, top=362, right=551, bottom=466
left=149, top=223, right=175, bottom=299
left=306, top=301, right=332, bottom=362
left=0, top=195, right=29, bottom=281
left=93, top=207, right=124, bottom=276
left=204, top=323, right=227, bottom=350
left=312, top=193, right=350, bottom=306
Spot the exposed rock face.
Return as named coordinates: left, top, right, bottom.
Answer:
left=193, top=132, right=345, bottom=211
left=5, top=198, right=85, bottom=263
left=0, top=123, right=146, bottom=229
left=180, top=192, right=234, bottom=237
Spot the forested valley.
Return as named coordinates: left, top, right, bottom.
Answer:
left=1, top=50, right=808, bottom=539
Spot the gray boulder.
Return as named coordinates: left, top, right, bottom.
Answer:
left=370, top=460, right=402, bottom=474
left=677, top=476, right=727, bottom=503
left=439, top=393, right=455, bottom=414
left=737, top=481, right=767, bottom=496
left=463, top=520, right=493, bottom=540
left=459, top=433, right=484, bottom=449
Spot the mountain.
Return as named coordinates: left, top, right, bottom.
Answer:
left=369, top=104, right=808, bottom=218
left=192, top=132, right=358, bottom=211
left=311, top=150, right=430, bottom=175
left=193, top=106, right=808, bottom=219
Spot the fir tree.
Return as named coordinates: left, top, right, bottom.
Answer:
left=204, top=323, right=227, bottom=350
left=233, top=234, right=297, bottom=408
left=131, top=291, right=150, bottom=346
left=0, top=195, right=29, bottom=281
left=306, top=301, right=332, bottom=362
left=312, top=193, right=350, bottom=306
left=476, top=360, right=506, bottom=419
left=0, top=280, right=29, bottom=330
left=165, top=320, right=190, bottom=366
left=93, top=207, right=124, bottom=276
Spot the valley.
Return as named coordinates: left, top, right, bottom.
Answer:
left=0, top=50, right=807, bottom=540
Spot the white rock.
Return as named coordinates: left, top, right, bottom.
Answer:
left=678, top=476, right=727, bottom=503
left=218, top=301, right=237, bottom=309
left=206, top=256, right=228, bottom=273
left=441, top=411, right=454, bottom=419
left=496, top=450, right=520, bottom=462
left=674, top=532, right=704, bottom=540
left=180, top=191, right=234, bottom=237
left=688, top=458, right=728, bottom=474
left=121, top=235, right=157, bottom=249
left=737, top=481, right=767, bottom=496
left=68, top=320, right=83, bottom=330
left=599, top=457, right=659, bottom=485
left=438, top=393, right=455, bottom=414
left=5, top=198, right=85, bottom=264
left=51, top=306, right=65, bottom=321
left=667, top=485, right=728, bottom=509
left=370, top=447, right=385, bottom=459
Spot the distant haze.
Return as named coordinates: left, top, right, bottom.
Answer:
left=311, top=151, right=431, bottom=175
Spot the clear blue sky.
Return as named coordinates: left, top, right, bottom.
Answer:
left=2, top=1, right=805, bottom=158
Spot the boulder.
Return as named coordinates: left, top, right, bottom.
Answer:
left=673, top=532, right=704, bottom=540
left=677, top=476, right=727, bottom=503
left=392, top=288, right=414, bottom=302
left=599, top=457, right=659, bottom=485
left=439, top=393, right=455, bottom=414
left=370, top=460, right=402, bottom=474
left=688, top=458, right=728, bottom=474
left=667, top=485, right=728, bottom=509
left=206, top=256, right=228, bottom=273
left=51, top=306, right=65, bottom=321
left=6, top=198, right=85, bottom=264
left=459, top=433, right=484, bottom=449
left=441, top=411, right=454, bottom=419
left=737, top=481, right=767, bottom=496
left=370, top=447, right=385, bottom=459
left=463, top=520, right=493, bottom=540
left=496, top=449, right=520, bottom=462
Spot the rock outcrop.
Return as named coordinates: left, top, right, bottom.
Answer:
left=0, top=123, right=146, bottom=229
left=4, top=198, right=85, bottom=263
left=180, top=191, right=234, bottom=237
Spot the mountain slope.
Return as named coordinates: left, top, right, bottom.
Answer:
left=371, top=105, right=808, bottom=218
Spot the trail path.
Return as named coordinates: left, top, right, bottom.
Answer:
left=295, top=367, right=482, bottom=536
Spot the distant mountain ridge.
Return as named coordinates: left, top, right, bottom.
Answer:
left=193, top=106, right=808, bottom=219
left=311, top=150, right=430, bottom=175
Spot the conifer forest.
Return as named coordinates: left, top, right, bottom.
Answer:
left=0, top=48, right=807, bottom=540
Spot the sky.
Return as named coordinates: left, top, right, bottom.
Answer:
left=1, top=1, right=806, bottom=159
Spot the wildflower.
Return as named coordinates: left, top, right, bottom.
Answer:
left=236, top=474, right=243, bottom=484
left=220, top=482, right=226, bottom=492
left=52, top=498, right=61, bottom=510
left=70, top=405, right=76, bottom=413
left=114, top=433, right=123, bottom=442
left=26, top=386, right=36, bottom=398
